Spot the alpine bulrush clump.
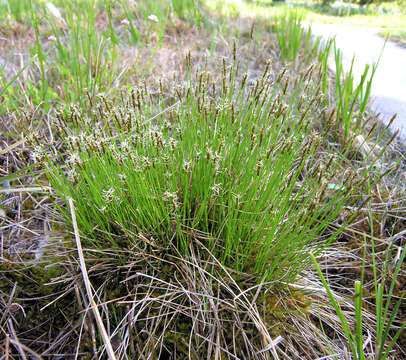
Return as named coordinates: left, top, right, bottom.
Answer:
left=38, top=56, right=378, bottom=284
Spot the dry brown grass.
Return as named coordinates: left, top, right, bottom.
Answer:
left=1, top=6, right=405, bottom=360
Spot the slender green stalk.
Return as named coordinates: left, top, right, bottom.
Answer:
left=310, top=252, right=357, bottom=356
left=276, top=10, right=305, bottom=63
left=354, top=280, right=365, bottom=360
left=0, top=55, right=36, bottom=99
left=318, top=36, right=334, bottom=97
left=312, top=212, right=406, bottom=359
left=29, top=0, right=47, bottom=103
left=333, top=43, right=379, bottom=138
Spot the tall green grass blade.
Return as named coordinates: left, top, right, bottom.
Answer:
left=0, top=55, right=36, bottom=98
left=378, top=243, right=406, bottom=358
left=354, top=281, right=365, bottom=360
left=383, top=320, right=406, bottom=359
left=276, top=10, right=305, bottom=63
left=310, top=253, right=357, bottom=356
left=119, top=0, right=140, bottom=44
left=0, top=164, right=36, bottom=183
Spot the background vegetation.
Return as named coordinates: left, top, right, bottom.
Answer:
left=0, top=0, right=405, bottom=359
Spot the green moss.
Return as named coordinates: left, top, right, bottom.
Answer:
left=0, top=257, right=83, bottom=353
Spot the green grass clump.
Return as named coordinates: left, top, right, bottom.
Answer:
left=36, top=56, right=379, bottom=286
left=0, top=0, right=32, bottom=23
left=276, top=10, right=308, bottom=63
left=252, top=7, right=379, bottom=141
left=333, top=44, right=379, bottom=139
left=312, top=234, right=406, bottom=360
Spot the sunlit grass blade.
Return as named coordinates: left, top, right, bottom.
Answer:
left=377, top=243, right=406, bottom=358
left=310, top=252, right=357, bottom=356
left=0, top=55, right=36, bottom=98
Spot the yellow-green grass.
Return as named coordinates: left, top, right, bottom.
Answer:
left=205, top=0, right=406, bottom=42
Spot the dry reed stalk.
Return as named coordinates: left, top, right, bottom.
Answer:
left=68, top=197, right=117, bottom=360
left=0, top=138, right=25, bottom=155
left=0, top=187, right=52, bottom=194
left=7, top=319, right=27, bottom=360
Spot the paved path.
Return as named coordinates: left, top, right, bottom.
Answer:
left=307, top=22, right=406, bottom=139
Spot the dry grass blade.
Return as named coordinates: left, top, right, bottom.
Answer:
left=195, top=333, right=239, bottom=359
left=0, top=187, right=51, bottom=194
left=0, top=138, right=25, bottom=155
left=5, top=333, right=10, bottom=360
left=68, top=197, right=117, bottom=360
left=7, top=319, right=27, bottom=360
left=9, top=338, right=44, bottom=360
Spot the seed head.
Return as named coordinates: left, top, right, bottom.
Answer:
left=147, top=14, right=158, bottom=23
left=162, top=191, right=179, bottom=209
left=118, top=173, right=127, bottom=183
left=169, top=139, right=178, bottom=152
left=102, top=187, right=116, bottom=203
left=31, top=145, right=45, bottom=163
left=121, top=139, right=131, bottom=153
left=67, top=153, right=82, bottom=166
left=256, top=160, right=263, bottom=176
left=182, top=160, right=192, bottom=173
left=142, top=156, right=151, bottom=169
left=211, top=182, right=222, bottom=197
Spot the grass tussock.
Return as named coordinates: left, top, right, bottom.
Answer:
left=36, top=56, right=384, bottom=285
left=1, top=1, right=405, bottom=359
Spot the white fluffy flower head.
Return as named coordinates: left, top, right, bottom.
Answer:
left=148, top=14, right=158, bottom=23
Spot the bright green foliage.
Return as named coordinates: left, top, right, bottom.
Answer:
left=372, top=238, right=406, bottom=358
left=275, top=10, right=324, bottom=65
left=272, top=8, right=379, bottom=139
left=0, top=56, right=35, bottom=99
left=1, top=0, right=204, bottom=111
left=311, top=232, right=406, bottom=359
left=317, top=37, right=334, bottom=96
left=276, top=10, right=307, bottom=63
left=333, top=44, right=379, bottom=139
left=45, top=0, right=116, bottom=107
left=0, top=0, right=32, bottom=22
left=38, top=58, right=378, bottom=284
